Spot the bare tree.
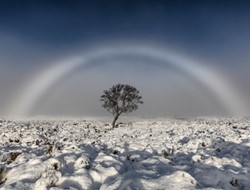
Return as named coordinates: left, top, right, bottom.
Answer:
left=100, top=84, right=143, bottom=128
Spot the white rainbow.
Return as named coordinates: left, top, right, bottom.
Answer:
left=8, top=45, right=246, bottom=116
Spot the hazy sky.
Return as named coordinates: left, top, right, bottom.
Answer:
left=0, top=0, right=250, bottom=117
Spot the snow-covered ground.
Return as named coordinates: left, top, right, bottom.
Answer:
left=0, top=117, right=250, bottom=190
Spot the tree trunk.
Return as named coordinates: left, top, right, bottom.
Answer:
left=112, top=114, right=119, bottom=128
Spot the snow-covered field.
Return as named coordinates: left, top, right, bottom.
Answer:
left=0, top=117, right=250, bottom=190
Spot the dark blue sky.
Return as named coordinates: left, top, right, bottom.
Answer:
left=0, top=0, right=249, bottom=49
left=0, top=0, right=250, bottom=117
left=0, top=0, right=249, bottom=66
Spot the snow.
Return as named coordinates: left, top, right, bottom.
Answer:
left=0, top=117, right=250, bottom=189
